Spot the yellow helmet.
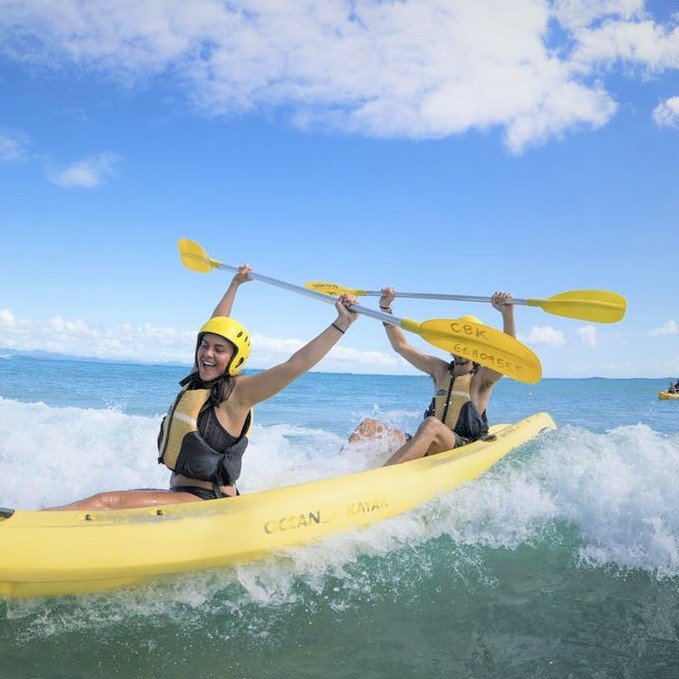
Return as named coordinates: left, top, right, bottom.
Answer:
left=458, top=315, right=482, bottom=324
left=198, top=317, right=251, bottom=376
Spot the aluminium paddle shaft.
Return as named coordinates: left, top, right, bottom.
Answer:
left=305, top=281, right=626, bottom=323
left=359, top=290, right=534, bottom=304
left=199, top=256, right=403, bottom=326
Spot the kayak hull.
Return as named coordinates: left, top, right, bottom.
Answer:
left=658, top=391, right=679, bottom=400
left=0, top=412, right=555, bottom=598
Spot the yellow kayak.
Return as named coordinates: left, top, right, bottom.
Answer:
left=658, top=391, right=679, bottom=400
left=0, top=412, right=555, bottom=598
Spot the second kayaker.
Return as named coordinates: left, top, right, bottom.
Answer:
left=347, top=287, right=516, bottom=465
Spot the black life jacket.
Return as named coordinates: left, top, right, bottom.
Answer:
left=157, top=375, right=252, bottom=485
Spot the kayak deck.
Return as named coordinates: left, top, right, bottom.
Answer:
left=0, top=412, right=555, bottom=598
left=658, top=391, right=679, bottom=400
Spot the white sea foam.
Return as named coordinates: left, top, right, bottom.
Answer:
left=0, top=396, right=398, bottom=509
left=373, top=407, right=422, bottom=430
left=246, top=423, right=679, bottom=593
left=301, top=423, right=679, bottom=580
left=536, top=424, right=679, bottom=577
left=1, top=398, right=677, bottom=588
left=0, top=397, right=168, bottom=509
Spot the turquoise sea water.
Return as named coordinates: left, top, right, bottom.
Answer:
left=1, top=355, right=678, bottom=677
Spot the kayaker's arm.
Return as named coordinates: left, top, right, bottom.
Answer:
left=474, top=292, right=515, bottom=406
left=210, top=264, right=252, bottom=318
left=232, top=295, right=358, bottom=407
left=380, top=286, right=443, bottom=377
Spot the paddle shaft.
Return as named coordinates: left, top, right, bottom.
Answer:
left=211, top=261, right=402, bottom=326
left=375, top=292, right=623, bottom=315
left=359, top=290, right=532, bottom=305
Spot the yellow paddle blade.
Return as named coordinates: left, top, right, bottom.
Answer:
left=305, top=281, right=366, bottom=296
left=401, top=317, right=542, bottom=384
left=528, top=290, right=626, bottom=323
left=178, top=238, right=218, bottom=274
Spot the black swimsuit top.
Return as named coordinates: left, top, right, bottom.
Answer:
left=197, top=407, right=241, bottom=452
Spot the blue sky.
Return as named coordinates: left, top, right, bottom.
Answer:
left=0, top=0, right=677, bottom=378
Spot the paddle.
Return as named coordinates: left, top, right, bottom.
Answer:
left=304, top=282, right=626, bottom=324
left=178, top=239, right=542, bottom=384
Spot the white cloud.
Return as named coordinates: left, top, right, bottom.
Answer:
left=649, top=319, right=678, bottom=336
left=249, top=332, right=398, bottom=371
left=0, top=1, right=676, bottom=152
left=0, top=309, right=17, bottom=327
left=577, top=324, right=598, bottom=346
left=568, top=15, right=679, bottom=73
left=0, top=309, right=31, bottom=348
left=329, top=345, right=398, bottom=367
left=0, top=131, right=29, bottom=161
left=0, top=310, right=397, bottom=373
left=48, top=152, right=121, bottom=188
left=550, top=1, right=644, bottom=31
left=521, top=325, right=566, bottom=346
left=653, top=96, right=679, bottom=128
left=7, top=314, right=196, bottom=362
left=48, top=316, right=97, bottom=335
left=0, top=126, right=121, bottom=185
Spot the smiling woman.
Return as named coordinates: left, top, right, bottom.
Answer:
left=196, top=323, right=243, bottom=380
left=47, top=265, right=359, bottom=510
left=157, top=315, right=254, bottom=501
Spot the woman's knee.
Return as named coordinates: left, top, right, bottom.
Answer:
left=89, top=490, right=178, bottom=510
left=418, top=416, right=444, bottom=435
left=349, top=418, right=384, bottom=441
left=90, top=492, right=122, bottom=509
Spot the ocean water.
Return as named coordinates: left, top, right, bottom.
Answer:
left=1, top=355, right=678, bottom=678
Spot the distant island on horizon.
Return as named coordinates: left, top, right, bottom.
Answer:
left=0, top=347, right=672, bottom=381
left=0, top=347, right=190, bottom=369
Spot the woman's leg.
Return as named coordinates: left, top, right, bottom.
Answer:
left=384, top=417, right=457, bottom=466
left=45, top=489, right=202, bottom=511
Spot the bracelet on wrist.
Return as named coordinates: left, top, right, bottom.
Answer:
left=380, top=306, right=392, bottom=312
left=331, top=322, right=345, bottom=335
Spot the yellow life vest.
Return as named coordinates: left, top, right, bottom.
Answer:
left=158, top=381, right=252, bottom=484
left=432, top=371, right=473, bottom=431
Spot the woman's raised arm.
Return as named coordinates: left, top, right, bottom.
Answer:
left=210, top=264, right=252, bottom=318
left=231, top=294, right=358, bottom=408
